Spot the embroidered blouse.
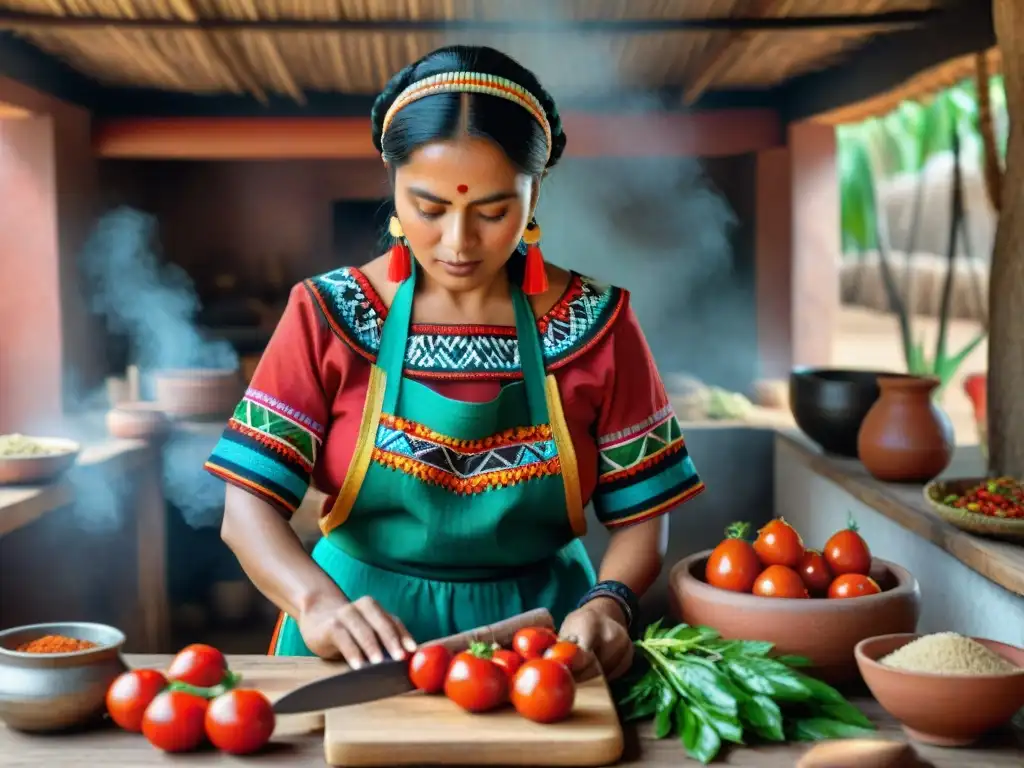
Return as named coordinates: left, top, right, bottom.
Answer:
left=204, top=267, right=704, bottom=530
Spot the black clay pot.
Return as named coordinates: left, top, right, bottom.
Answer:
left=789, top=368, right=901, bottom=458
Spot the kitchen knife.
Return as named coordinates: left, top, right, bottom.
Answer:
left=272, top=607, right=553, bottom=715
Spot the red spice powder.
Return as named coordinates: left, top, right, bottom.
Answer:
left=15, top=634, right=97, bottom=653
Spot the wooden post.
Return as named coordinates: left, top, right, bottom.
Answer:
left=988, top=0, right=1024, bottom=476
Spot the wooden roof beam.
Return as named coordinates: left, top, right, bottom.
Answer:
left=92, top=111, right=783, bottom=160
left=0, top=10, right=938, bottom=34
left=684, top=0, right=795, bottom=106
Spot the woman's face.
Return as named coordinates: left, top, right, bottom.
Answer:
left=392, top=136, right=535, bottom=292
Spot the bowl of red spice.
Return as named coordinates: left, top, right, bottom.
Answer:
left=923, top=476, right=1024, bottom=542
left=0, top=621, right=128, bottom=732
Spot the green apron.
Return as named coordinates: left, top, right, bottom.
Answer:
left=271, top=264, right=596, bottom=655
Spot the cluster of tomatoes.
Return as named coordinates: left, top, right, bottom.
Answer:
left=705, top=517, right=880, bottom=599
left=105, top=643, right=275, bottom=755
left=408, top=626, right=579, bottom=724
left=943, top=477, right=1024, bottom=519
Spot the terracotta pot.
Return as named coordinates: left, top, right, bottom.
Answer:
left=855, top=633, right=1024, bottom=747
left=105, top=403, right=171, bottom=442
left=857, top=375, right=954, bottom=483
left=152, top=368, right=242, bottom=420
left=669, top=552, right=921, bottom=684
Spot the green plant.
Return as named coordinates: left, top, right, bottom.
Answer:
left=837, top=76, right=999, bottom=393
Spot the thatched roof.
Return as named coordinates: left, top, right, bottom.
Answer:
left=0, top=0, right=946, bottom=104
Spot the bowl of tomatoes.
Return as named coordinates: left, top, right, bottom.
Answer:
left=668, top=518, right=921, bottom=683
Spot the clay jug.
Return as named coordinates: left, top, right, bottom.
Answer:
left=857, top=375, right=954, bottom=483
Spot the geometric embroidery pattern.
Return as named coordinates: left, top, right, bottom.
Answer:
left=597, top=410, right=684, bottom=483
left=229, top=397, right=320, bottom=471
left=372, top=414, right=560, bottom=494
left=304, top=267, right=625, bottom=379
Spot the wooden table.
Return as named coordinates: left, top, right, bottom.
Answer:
left=1, top=656, right=1020, bottom=767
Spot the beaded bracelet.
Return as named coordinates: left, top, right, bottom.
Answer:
left=576, top=580, right=640, bottom=634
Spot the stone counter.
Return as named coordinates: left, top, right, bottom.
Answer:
left=775, top=431, right=1024, bottom=646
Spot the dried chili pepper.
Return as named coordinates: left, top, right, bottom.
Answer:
left=942, top=477, right=1024, bottom=519
left=16, top=634, right=97, bottom=653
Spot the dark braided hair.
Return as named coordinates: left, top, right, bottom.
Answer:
left=370, top=46, right=567, bottom=177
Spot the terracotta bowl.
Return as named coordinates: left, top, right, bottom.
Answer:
left=105, top=402, right=172, bottom=442
left=855, top=633, right=1024, bottom=747
left=0, top=437, right=81, bottom=486
left=668, top=552, right=920, bottom=683
left=152, top=368, right=242, bottom=420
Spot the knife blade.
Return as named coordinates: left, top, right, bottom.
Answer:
left=272, top=659, right=412, bottom=714
left=272, top=607, right=553, bottom=715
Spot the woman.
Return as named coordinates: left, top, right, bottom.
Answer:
left=205, top=46, right=704, bottom=681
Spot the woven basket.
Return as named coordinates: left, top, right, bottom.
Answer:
left=923, top=477, right=1024, bottom=542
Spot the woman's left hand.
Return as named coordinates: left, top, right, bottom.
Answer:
left=558, top=597, right=634, bottom=680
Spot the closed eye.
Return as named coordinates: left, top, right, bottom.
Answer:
left=478, top=209, right=509, bottom=222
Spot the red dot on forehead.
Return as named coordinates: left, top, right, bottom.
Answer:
left=456, top=184, right=469, bottom=194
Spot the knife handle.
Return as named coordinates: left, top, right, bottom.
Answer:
left=424, top=608, right=554, bottom=654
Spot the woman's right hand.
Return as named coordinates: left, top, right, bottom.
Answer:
left=298, top=594, right=417, bottom=668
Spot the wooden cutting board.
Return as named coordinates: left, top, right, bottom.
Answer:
left=322, top=609, right=625, bottom=766
left=324, top=673, right=623, bottom=766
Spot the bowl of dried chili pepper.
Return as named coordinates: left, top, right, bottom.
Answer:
left=923, top=477, right=1024, bottom=542
left=0, top=621, right=127, bottom=732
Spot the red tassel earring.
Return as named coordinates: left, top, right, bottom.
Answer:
left=521, top=219, right=548, bottom=296
left=387, top=216, right=411, bottom=283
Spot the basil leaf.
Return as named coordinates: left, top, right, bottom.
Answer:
left=774, top=654, right=813, bottom=667
left=643, top=619, right=665, bottom=639
left=817, top=701, right=876, bottom=730
left=739, top=694, right=785, bottom=742
left=664, top=624, right=700, bottom=641
left=674, top=659, right=740, bottom=716
left=798, top=674, right=847, bottom=705
left=654, top=686, right=678, bottom=738
left=720, top=640, right=774, bottom=657
left=621, top=695, right=658, bottom=722
left=689, top=709, right=724, bottom=764
left=724, top=657, right=812, bottom=701
left=677, top=701, right=698, bottom=753
left=704, top=709, right=744, bottom=744
left=788, top=717, right=877, bottom=742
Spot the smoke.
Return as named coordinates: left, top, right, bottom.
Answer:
left=77, top=206, right=238, bottom=530
left=80, top=206, right=237, bottom=372
left=461, top=8, right=747, bottom=390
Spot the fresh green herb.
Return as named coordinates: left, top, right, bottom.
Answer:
left=167, top=669, right=242, bottom=700
left=617, top=621, right=875, bottom=764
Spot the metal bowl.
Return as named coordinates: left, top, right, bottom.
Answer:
left=0, top=622, right=128, bottom=732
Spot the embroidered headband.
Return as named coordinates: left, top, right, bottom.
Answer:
left=379, top=72, right=553, bottom=164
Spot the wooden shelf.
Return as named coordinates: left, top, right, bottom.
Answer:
left=778, top=430, right=1024, bottom=598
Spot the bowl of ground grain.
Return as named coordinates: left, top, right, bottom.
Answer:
left=0, top=434, right=81, bottom=485
left=0, top=622, right=128, bottom=732
left=855, top=632, right=1024, bottom=747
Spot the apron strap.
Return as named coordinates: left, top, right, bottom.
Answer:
left=377, top=258, right=551, bottom=426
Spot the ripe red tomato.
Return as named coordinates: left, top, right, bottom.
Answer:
left=512, top=627, right=558, bottom=660
left=490, top=648, right=524, bottom=681
left=828, top=573, right=881, bottom=599
left=444, top=650, right=508, bottom=712
left=753, top=518, right=805, bottom=568
left=796, top=550, right=833, bottom=595
left=166, top=644, right=227, bottom=688
left=543, top=641, right=579, bottom=669
left=106, top=668, right=168, bottom=732
left=142, top=690, right=209, bottom=753
left=408, top=645, right=452, bottom=694
left=824, top=521, right=872, bottom=576
left=752, top=565, right=809, bottom=599
left=204, top=689, right=276, bottom=755
left=511, top=659, right=576, bottom=724
left=705, top=522, right=762, bottom=593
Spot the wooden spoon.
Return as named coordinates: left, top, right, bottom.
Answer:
left=797, top=739, right=933, bottom=768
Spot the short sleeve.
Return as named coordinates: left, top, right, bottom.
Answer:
left=204, top=284, right=329, bottom=517
left=591, top=304, right=704, bottom=528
